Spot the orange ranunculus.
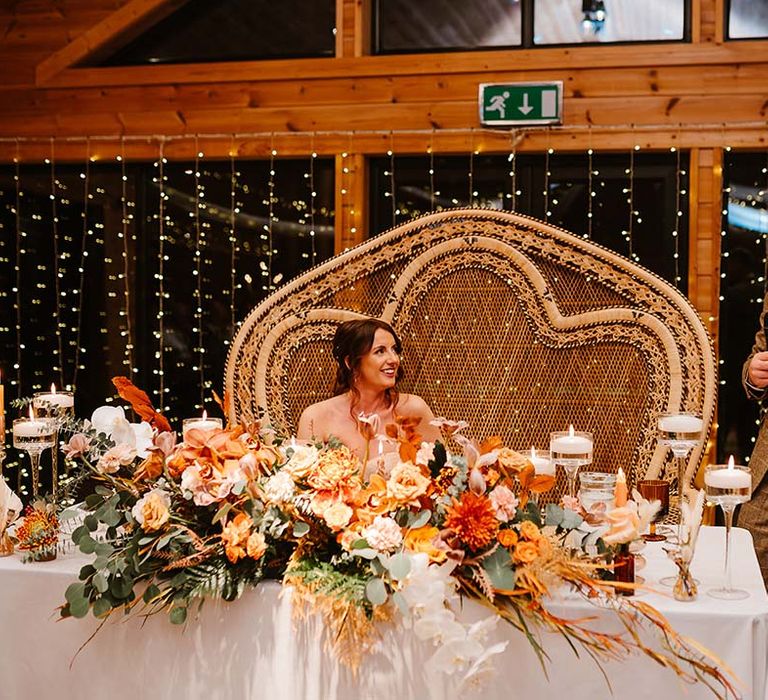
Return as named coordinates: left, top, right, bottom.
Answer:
left=444, top=492, right=499, bottom=552
left=221, top=512, right=253, bottom=564
left=497, top=528, right=519, bottom=548
left=513, top=540, right=539, bottom=564
left=519, top=520, right=542, bottom=542
left=404, top=525, right=447, bottom=563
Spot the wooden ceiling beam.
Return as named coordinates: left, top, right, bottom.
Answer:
left=36, top=0, right=187, bottom=85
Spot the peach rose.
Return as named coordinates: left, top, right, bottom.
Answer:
left=602, top=505, right=641, bottom=545
left=131, top=489, right=171, bottom=532
left=513, top=540, right=539, bottom=564
left=307, top=447, right=362, bottom=491
left=386, top=461, right=430, bottom=504
left=323, top=501, right=354, bottom=531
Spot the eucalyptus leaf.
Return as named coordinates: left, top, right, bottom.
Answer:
left=143, top=584, right=161, bottom=604
left=71, top=525, right=89, bottom=544
left=170, top=606, right=187, bottom=625
left=79, top=535, right=97, bottom=555
left=94, top=542, right=114, bottom=557
left=101, top=509, right=122, bottom=527
left=407, top=510, right=431, bottom=530
left=65, top=582, right=86, bottom=605
left=386, top=553, right=412, bottom=581
left=560, top=509, right=584, bottom=530
left=351, top=538, right=370, bottom=550
left=482, top=547, right=516, bottom=591
left=292, top=522, right=310, bottom=537
left=93, top=555, right=110, bottom=570
left=93, top=597, right=112, bottom=618
left=212, top=502, right=234, bottom=525
left=85, top=494, right=103, bottom=508
left=59, top=507, right=82, bottom=522
left=352, top=548, right=377, bottom=560
left=93, top=572, right=109, bottom=594
left=109, top=575, right=134, bottom=600
left=365, top=577, right=388, bottom=606
left=78, top=565, right=96, bottom=581
left=84, top=514, right=99, bottom=531
left=68, top=596, right=90, bottom=619
left=544, top=504, right=564, bottom=528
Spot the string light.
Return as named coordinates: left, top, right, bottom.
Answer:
left=13, top=141, right=22, bottom=392
left=49, top=140, right=64, bottom=386
left=119, top=139, right=135, bottom=378
left=309, top=137, right=318, bottom=267
left=229, top=138, right=238, bottom=340
left=624, top=143, right=640, bottom=262
left=266, top=140, right=276, bottom=292
left=428, top=129, right=436, bottom=211
left=508, top=130, right=518, bottom=212
left=155, top=141, right=167, bottom=408
left=388, top=132, right=397, bottom=227
left=543, top=143, right=553, bottom=220
left=193, top=141, right=205, bottom=409
left=468, top=129, right=475, bottom=207
left=671, top=141, right=682, bottom=287
left=71, top=140, right=90, bottom=389
left=586, top=130, right=594, bottom=239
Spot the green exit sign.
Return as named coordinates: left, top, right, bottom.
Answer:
left=479, top=81, right=563, bottom=127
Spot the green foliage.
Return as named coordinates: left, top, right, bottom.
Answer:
left=286, top=557, right=369, bottom=608
left=428, top=441, right=448, bottom=478
left=482, top=547, right=517, bottom=591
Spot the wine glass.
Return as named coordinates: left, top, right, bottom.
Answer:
left=12, top=414, right=56, bottom=499
left=704, top=461, right=751, bottom=600
left=550, top=428, right=593, bottom=500
left=637, top=479, right=669, bottom=542
left=657, top=412, right=703, bottom=542
left=32, top=389, right=74, bottom=502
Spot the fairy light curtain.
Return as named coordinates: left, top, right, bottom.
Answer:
left=0, top=146, right=335, bottom=495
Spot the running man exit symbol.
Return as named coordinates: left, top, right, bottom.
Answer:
left=479, top=82, right=563, bottom=126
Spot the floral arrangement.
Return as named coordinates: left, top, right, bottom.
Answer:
left=57, top=378, right=734, bottom=696
left=16, top=499, right=60, bottom=562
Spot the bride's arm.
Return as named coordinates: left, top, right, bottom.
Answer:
left=297, top=404, right=319, bottom=441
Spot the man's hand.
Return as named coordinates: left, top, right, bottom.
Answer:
left=748, top=351, right=768, bottom=389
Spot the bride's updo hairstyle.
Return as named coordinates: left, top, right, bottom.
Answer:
left=331, top=319, right=404, bottom=409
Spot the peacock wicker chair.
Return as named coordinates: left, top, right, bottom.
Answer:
left=224, top=208, right=716, bottom=505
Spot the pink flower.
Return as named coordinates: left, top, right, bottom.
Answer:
left=362, top=515, right=403, bottom=553
left=151, top=431, right=177, bottom=457
left=97, top=444, right=137, bottom=474
left=62, top=433, right=91, bottom=459
left=561, top=495, right=581, bottom=512
left=489, top=485, right=518, bottom=523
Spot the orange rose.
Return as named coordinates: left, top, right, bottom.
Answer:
left=520, top=521, right=542, bottom=542
left=513, top=540, right=539, bottom=564
left=307, top=447, right=362, bottom=491
left=497, top=528, right=519, bottom=548
left=246, top=531, right=267, bottom=560
left=404, top=525, right=447, bottom=563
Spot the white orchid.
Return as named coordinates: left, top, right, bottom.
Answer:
left=90, top=405, right=153, bottom=458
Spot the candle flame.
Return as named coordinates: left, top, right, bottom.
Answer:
left=617, top=466, right=626, bottom=481
left=202, top=409, right=207, bottom=420
left=28, top=405, right=34, bottom=420
left=50, top=383, right=56, bottom=394
left=568, top=424, right=574, bottom=437
left=530, top=446, right=536, bottom=459
left=727, top=455, right=735, bottom=470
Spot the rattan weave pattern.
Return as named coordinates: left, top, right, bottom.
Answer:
left=224, top=209, right=716, bottom=499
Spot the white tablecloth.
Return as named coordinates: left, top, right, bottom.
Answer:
left=1, top=526, right=766, bottom=700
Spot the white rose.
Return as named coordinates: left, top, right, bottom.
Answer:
left=284, top=443, right=319, bottom=479
left=362, top=515, right=403, bottom=553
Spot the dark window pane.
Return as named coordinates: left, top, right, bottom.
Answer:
left=375, top=0, right=521, bottom=53
left=90, top=0, right=335, bottom=66
left=717, top=152, right=768, bottom=464
left=534, top=0, right=685, bottom=44
left=369, top=151, right=688, bottom=290
left=728, top=0, right=768, bottom=39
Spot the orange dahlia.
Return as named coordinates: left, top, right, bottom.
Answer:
left=444, top=492, right=499, bottom=551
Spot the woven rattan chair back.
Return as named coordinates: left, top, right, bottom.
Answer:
left=225, top=209, right=715, bottom=501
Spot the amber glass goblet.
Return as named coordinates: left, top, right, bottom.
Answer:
left=637, top=479, right=669, bottom=542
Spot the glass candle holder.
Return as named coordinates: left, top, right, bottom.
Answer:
left=550, top=428, right=593, bottom=499
left=13, top=416, right=56, bottom=499
left=182, top=415, right=223, bottom=437
left=32, top=389, right=74, bottom=503
left=578, top=471, right=616, bottom=514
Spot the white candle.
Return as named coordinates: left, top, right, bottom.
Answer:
left=33, top=393, right=74, bottom=409
left=529, top=447, right=554, bottom=476
left=13, top=413, right=54, bottom=438
left=659, top=414, right=703, bottom=433
left=704, top=457, right=751, bottom=489
left=550, top=426, right=593, bottom=455
left=182, top=411, right=223, bottom=434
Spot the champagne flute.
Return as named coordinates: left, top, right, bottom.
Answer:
left=637, top=479, right=669, bottom=542
left=704, top=460, right=751, bottom=600
left=12, top=412, right=56, bottom=500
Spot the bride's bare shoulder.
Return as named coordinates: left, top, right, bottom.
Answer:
left=399, top=393, right=432, bottom=414
left=297, top=395, right=347, bottom=438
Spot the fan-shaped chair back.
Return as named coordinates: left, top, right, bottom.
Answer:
left=225, top=209, right=716, bottom=501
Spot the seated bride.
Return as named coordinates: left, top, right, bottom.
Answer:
left=297, top=318, right=440, bottom=478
